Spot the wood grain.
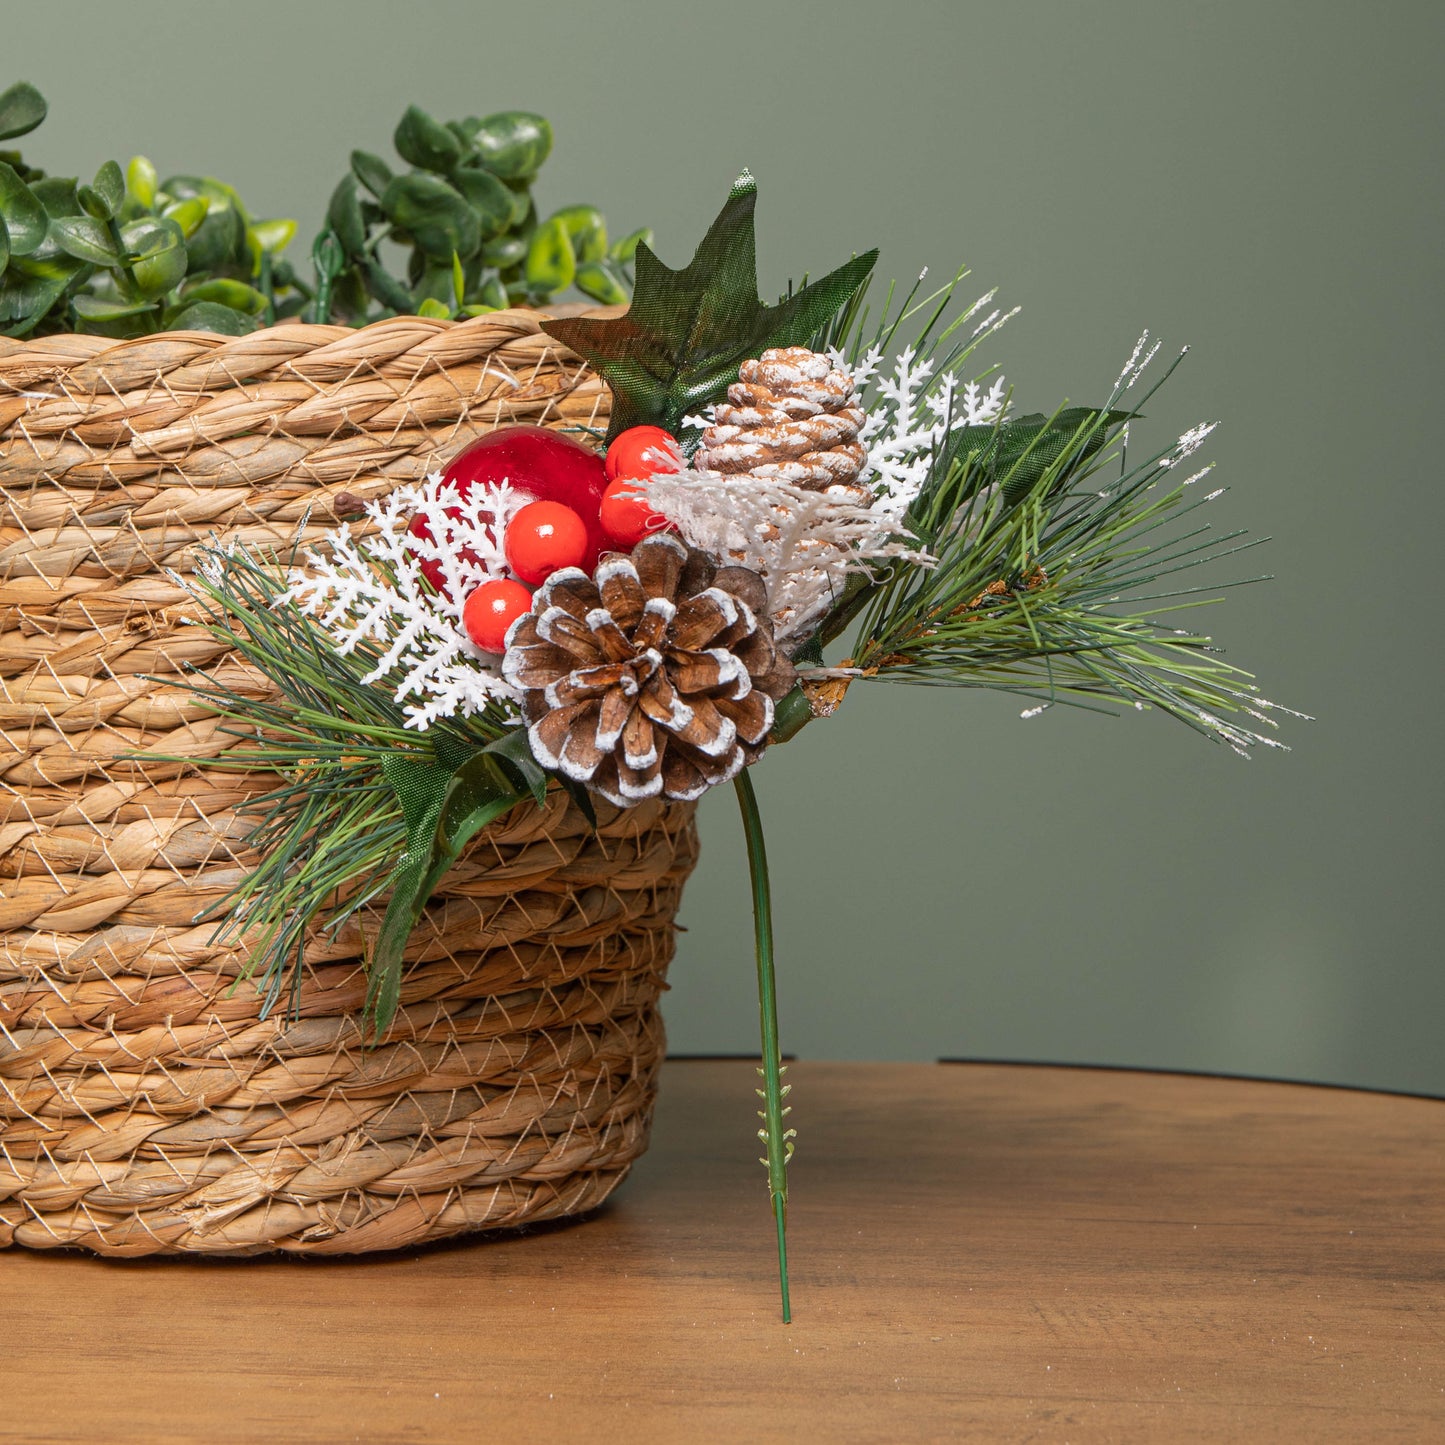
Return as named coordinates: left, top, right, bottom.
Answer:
left=3, top=1060, right=1442, bottom=1443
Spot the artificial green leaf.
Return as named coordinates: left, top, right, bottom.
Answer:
left=163, top=174, right=250, bottom=224
left=179, top=278, right=268, bottom=315
left=327, top=174, right=367, bottom=255
left=50, top=215, right=121, bottom=266
left=30, top=177, right=79, bottom=219
left=133, top=243, right=187, bottom=298
left=471, top=111, right=552, bottom=179
left=935, top=406, right=1135, bottom=514
left=312, top=228, right=346, bottom=282
left=610, top=226, right=653, bottom=265
left=412, top=257, right=456, bottom=308
left=381, top=172, right=480, bottom=259
left=574, top=258, right=628, bottom=306
left=350, top=148, right=393, bottom=200
left=550, top=203, right=607, bottom=263
left=0, top=214, right=7, bottom=273
left=71, top=291, right=155, bottom=321
left=364, top=258, right=414, bottom=312
left=451, top=164, right=512, bottom=239
left=182, top=201, right=246, bottom=273
left=162, top=196, right=210, bottom=239
left=458, top=303, right=497, bottom=317
left=472, top=275, right=508, bottom=310
left=0, top=82, right=46, bottom=143
left=165, top=299, right=254, bottom=334
left=0, top=269, right=69, bottom=336
left=543, top=172, right=877, bottom=441
left=417, top=297, right=450, bottom=319
left=479, top=233, right=525, bottom=270
left=451, top=250, right=465, bottom=309
left=524, top=215, right=575, bottom=295
left=394, top=103, right=463, bottom=173
left=248, top=217, right=295, bottom=253
left=126, top=155, right=158, bottom=209
left=77, top=184, right=110, bottom=222
left=91, top=160, right=124, bottom=216
left=0, top=162, right=47, bottom=254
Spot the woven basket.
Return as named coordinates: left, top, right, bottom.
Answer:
left=0, top=310, right=702, bottom=1256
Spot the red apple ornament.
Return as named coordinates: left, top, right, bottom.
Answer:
left=463, top=578, right=533, bottom=653
left=505, top=501, right=589, bottom=584
left=442, top=425, right=609, bottom=569
left=407, top=426, right=610, bottom=596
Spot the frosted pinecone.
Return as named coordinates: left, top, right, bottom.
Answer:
left=696, top=347, right=867, bottom=496
left=502, top=534, right=796, bottom=806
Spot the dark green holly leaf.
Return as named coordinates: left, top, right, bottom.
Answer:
left=543, top=172, right=877, bottom=442
left=0, top=82, right=46, bottom=143
left=0, top=162, right=47, bottom=254
left=920, top=405, right=1134, bottom=527
left=394, top=104, right=463, bottom=173
left=471, top=112, right=552, bottom=179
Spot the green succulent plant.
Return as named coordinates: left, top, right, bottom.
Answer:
left=0, top=81, right=302, bottom=339
left=316, top=102, right=649, bottom=323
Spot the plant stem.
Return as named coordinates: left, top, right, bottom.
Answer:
left=733, top=768, right=792, bottom=1324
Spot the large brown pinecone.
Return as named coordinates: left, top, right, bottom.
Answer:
left=696, top=346, right=867, bottom=494
left=502, top=534, right=797, bottom=807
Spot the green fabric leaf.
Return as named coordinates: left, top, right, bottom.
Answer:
left=543, top=172, right=877, bottom=442
left=0, top=269, right=69, bottom=336
left=366, top=732, right=543, bottom=1037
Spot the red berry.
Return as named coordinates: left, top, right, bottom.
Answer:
left=505, top=501, right=589, bottom=584
left=604, top=425, right=682, bottom=482
left=462, top=579, right=533, bottom=653
left=441, top=425, right=608, bottom=569
left=599, top=476, right=670, bottom=547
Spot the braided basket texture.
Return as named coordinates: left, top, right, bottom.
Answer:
left=0, top=310, right=702, bottom=1256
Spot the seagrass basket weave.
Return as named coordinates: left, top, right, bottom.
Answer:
left=0, top=310, right=702, bottom=1256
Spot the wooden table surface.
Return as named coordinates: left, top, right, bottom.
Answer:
left=3, top=1060, right=1442, bottom=1443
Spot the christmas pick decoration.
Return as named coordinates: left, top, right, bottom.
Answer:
left=543, top=171, right=877, bottom=443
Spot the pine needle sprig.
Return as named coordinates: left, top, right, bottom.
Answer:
left=844, top=388, right=1299, bottom=753
left=167, top=540, right=513, bottom=1014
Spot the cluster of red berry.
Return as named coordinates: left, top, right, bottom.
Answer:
left=406, top=424, right=682, bottom=653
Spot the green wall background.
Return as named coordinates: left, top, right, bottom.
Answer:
left=8, top=1, right=1441, bottom=1092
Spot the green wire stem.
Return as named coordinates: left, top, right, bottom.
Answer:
left=734, top=767, right=793, bottom=1324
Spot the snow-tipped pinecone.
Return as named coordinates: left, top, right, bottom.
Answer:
left=696, top=346, right=868, bottom=495
left=502, top=533, right=797, bottom=807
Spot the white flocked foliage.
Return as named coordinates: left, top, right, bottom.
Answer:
left=282, top=473, right=526, bottom=730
